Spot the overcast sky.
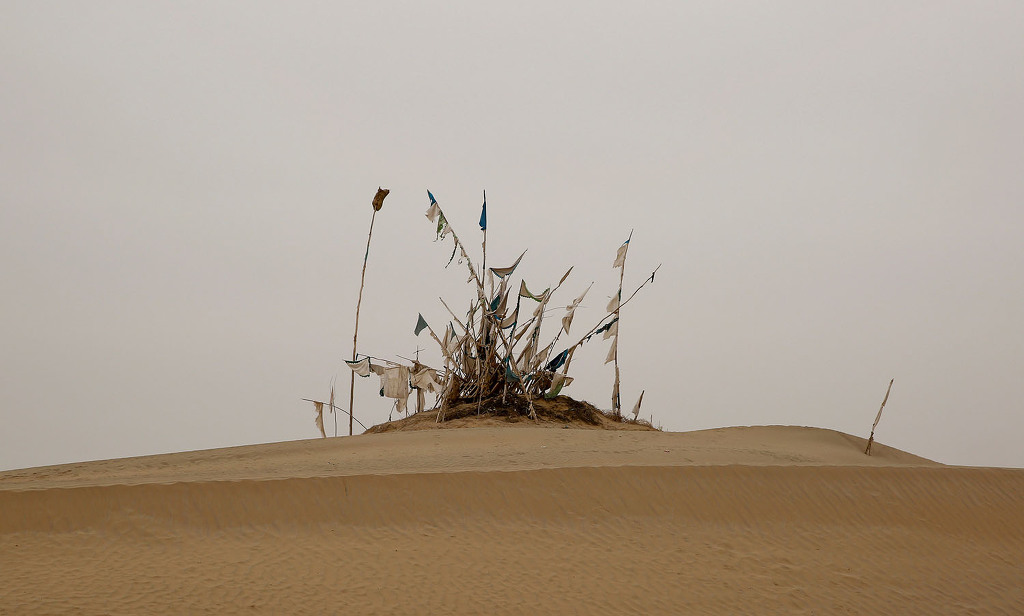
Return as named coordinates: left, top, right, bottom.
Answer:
left=2, top=1, right=1022, bottom=471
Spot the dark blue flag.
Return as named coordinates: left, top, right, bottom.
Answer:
left=479, top=190, right=487, bottom=231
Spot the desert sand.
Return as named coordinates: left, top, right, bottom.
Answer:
left=2, top=423, right=1022, bottom=615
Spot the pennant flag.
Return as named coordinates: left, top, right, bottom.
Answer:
left=372, top=187, right=390, bottom=212
left=566, top=283, right=592, bottom=311
left=427, top=189, right=437, bottom=206
left=631, top=390, right=645, bottom=419
left=544, top=349, right=569, bottom=373
left=500, top=300, right=519, bottom=329
left=346, top=357, right=372, bottom=377
left=607, top=293, right=620, bottom=313
left=519, top=280, right=548, bottom=302
left=604, top=337, right=617, bottom=364
left=561, top=309, right=575, bottom=334
left=559, top=266, right=573, bottom=285
left=602, top=320, right=618, bottom=340
left=490, top=250, right=526, bottom=279
left=414, top=313, right=429, bottom=336
left=425, top=203, right=440, bottom=223
left=479, top=190, right=487, bottom=231
left=613, top=239, right=629, bottom=268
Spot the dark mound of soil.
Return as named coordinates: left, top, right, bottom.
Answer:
left=365, top=395, right=656, bottom=434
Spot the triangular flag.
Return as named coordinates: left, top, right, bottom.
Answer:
left=607, top=294, right=620, bottom=313
left=602, top=320, right=618, bottom=340
left=479, top=190, right=487, bottom=231
left=566, top=283, right=591, bottom=311
left=414, top=313, right=429, bottom=336
left=613, top=239, right=629, bottom=268
left=561, top=309, right=575, bottom=334
left=631, top=390, right=645, bottom=419
left=490, top=250, right=526, bottom=279
left=427, top=189, right=437, bottom=206
left=604, top=337, right=617, bottom=364
left=519, top=280, right=548, bottom=302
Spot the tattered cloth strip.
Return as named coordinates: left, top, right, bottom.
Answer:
left=490, top=250, right=526, bottom=279
left=519, top=280, right=549, bottom=302
left=504, top=357, right=520, bottom=382
left=566, top=283, right=591, bottom=311
left=632, top=390, right=645, bottom=418
left=605, top=337, right=617, bottom=364
left=606, top=293, right=620, bottom=313
left=587, top=317, right=618, bottom=343
left=613, top=239, right=629, bottom=268
left=489, top=290, right=508, bottom=315
left=382, top=365, right=411, bottom=400
left=561, top=309, right=575, bottom=334
left=500, top=301, right=519, bottom=329
left=372, top=187, right=389, bottom=212
left=312, top=401, right=326, bottom=438
left=545, top=373, right=574, bottom=399
left=602, top=320, right=618, bottom=340
left=415, top=313, right=429, bottom=336
left=346, top=357, right=372, bottom=377
left=412, top=367, right=441, bottom=393
left=544, top=349, right=569, bottom=373
left=425, top=202, right=440, bottom=223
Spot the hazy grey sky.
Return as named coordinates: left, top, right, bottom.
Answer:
left=2, top=2, right=1022, bottom=471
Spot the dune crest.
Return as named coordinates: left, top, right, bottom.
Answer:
left=3, top=426, right=1022, bottom=615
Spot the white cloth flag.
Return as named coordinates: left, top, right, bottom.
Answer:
left=425, top=203, right=440, bottom=222
left=346, top=357, right=372, bottom=377
left=605, top=337, right=617, bottom=364
left=607, top=295, right=619, bottom=313
left=561, top=309, right=575, bottom=335
left=613, top=242, right=629, bottom=268
left=631, top=390, right=645, bottom=419
left=602, top=321, right=618, bottom=340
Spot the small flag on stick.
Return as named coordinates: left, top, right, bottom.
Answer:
left=372, top=187, right=390, bottom=211
left=415, top=313, right=429, bottom=336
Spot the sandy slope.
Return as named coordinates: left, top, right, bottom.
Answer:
left=2, top=425, right=1022, bottom=615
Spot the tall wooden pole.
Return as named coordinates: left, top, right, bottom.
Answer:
left=349, top=188, right=388, bottom=436
left=612, top=230, right=632, bottom=417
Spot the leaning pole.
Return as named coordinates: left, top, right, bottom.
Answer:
left=349, top=187, right=389, bottom=436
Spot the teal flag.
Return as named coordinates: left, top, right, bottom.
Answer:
left=479, top=190, right=487, bottom=230
left=414, top=313, right=429, bottom=336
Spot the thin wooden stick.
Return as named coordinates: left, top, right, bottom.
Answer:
left=865, top=378, right=894, bottom=456
left=349, top=189, right=387, bottom=436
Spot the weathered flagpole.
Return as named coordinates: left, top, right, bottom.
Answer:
left=477, top=190, right=487, bottom=415
left=349, top=187, right=389, bottom=436
left=612, top=230, right=632, bottom=417
left=865, top=378, right=894, bottom=456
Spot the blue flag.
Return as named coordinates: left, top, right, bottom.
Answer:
left=427, top=190, right=437, bottom=206
left=479, top=190, right=487, bottom=231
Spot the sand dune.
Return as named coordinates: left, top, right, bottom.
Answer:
left=2, top=425, right=1022, bottom=614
